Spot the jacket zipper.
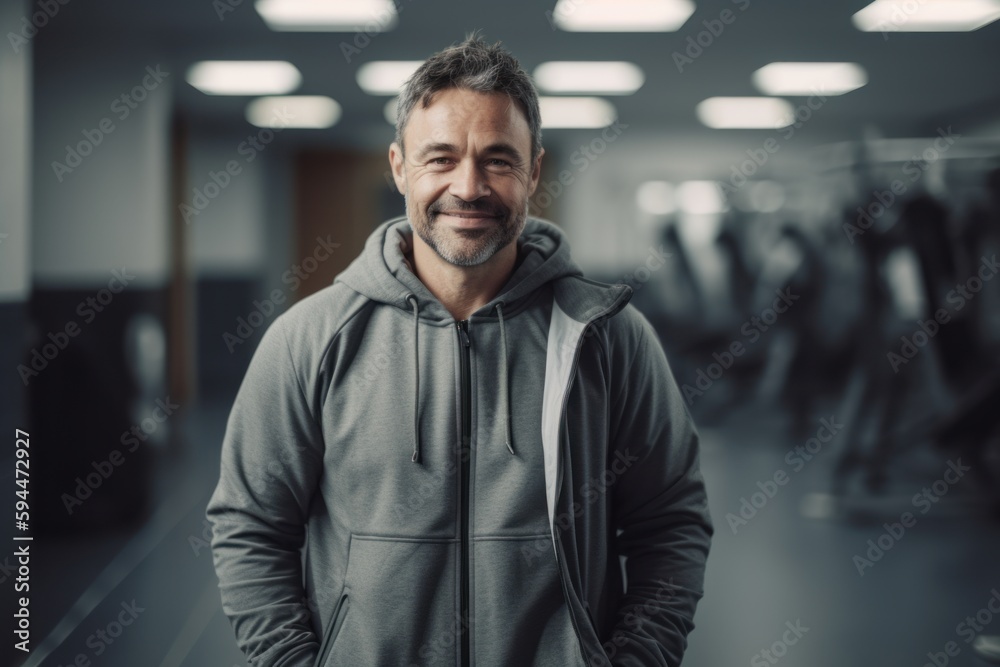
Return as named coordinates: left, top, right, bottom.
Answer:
left=457, top=319, right=472, bottom=667
left=549, top=311, right=628, bottom=667
left=554, top=518, right=596, bottom=666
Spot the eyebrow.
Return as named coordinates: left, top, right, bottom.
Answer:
left=483, top=142, right=525, bottom=164
left=414, top=142, right=458, bottom=159
left=414, top=141, right=525, bottom=165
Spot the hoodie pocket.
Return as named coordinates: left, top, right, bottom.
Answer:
left=321, top=534, right=458, bottom=666
left=314, top=591, right=349, bottom=667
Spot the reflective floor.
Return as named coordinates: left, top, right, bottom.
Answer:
left=19, top=395, right=1000, bottom=667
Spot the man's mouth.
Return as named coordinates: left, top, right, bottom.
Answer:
left=432, top=209, right=503, bottom=228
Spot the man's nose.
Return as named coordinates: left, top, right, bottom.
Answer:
left=448, top=159, right=491, bottom=201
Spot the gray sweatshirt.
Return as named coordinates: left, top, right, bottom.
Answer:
left=206, top=216, right=713, bottom=666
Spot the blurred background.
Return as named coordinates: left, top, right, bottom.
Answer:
left=2, top=0, right=1000, bottom=664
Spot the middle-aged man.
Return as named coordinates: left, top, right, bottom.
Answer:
left=207, top=34, right=713, bottom=667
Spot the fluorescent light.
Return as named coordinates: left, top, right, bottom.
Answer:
left=696, top=97, right=795, bottom=129
left=246, top=96, right=341, bottom=129
left=752, top=62, right=868, bottom=96
left=552, top=0, right=695, bottom=31
left=852, top=0, right=1000, bottom=31
left=186, top=61, right=301, bottom=95
left=678, top=181, right=727, bottom=215
left=255, top=0, right=398, bottom=32
left=637, top=181, right=676, bottom=215
left=357, top=61, right=423, bottom=95
left=539, top=97, right=617, bottom=128
left=534, top=61, right=645, bottom=95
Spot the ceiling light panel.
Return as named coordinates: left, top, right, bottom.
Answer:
left=246, top=96, right=342, bottom=128
left=187, top=61, right=301, bottom=95
left=534, top=61, right=645, bottom=95
left=551, top=0, right=695, bottom=31
left=255, top=0, right=398, bottom=32
left=752, top=62, right=868, bottom=96
left=539, top=96, right=617, bottom=128
left=852, top=0, right=1000, bottom=31
left=357, top=61, right=423, bottom=95
left=696, top=97, right=795, bottom=129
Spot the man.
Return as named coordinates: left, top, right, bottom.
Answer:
left=206, top=35, right=713, bottom=667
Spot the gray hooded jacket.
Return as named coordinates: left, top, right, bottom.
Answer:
left=206, top=216, right=713, bottom=667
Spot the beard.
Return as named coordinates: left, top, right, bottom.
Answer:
left=406, top=194, right=526, bottom=267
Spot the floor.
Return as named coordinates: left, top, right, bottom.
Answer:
left=13, top=391, right=1000, bottom=667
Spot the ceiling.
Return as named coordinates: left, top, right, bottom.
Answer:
left=34, top=0, right=1000, bottom=156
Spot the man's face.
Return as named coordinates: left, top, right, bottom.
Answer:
left=389, top=88, right=543, bottom=267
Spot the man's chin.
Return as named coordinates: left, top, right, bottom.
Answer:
left=438, top=239, right=497, bottom=266
left=411, top=211, right=520, bottom=266
left=431, top=212, right=505, bottom=230
left=447, top=227, right=495, bottom=243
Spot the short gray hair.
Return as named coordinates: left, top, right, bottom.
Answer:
left=394, top=33, right=543, bottom=163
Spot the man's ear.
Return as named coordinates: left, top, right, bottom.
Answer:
left=527, top=147, right=545, bottom=197
left=388, top=142, right=407, bottom=194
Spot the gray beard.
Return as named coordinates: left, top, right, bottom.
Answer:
left=406, top=198, right=526, bottom=267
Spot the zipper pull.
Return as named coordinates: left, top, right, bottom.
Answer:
left=456, top=320, right=471, bottom=347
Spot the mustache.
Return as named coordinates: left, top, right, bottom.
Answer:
left=429, top=198, right=508, bottom=218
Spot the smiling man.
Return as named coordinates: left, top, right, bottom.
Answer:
left=207, top=35, right=713, bottom=667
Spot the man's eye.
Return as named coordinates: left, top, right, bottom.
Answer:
left=430, top=157, right=451, bottom=165
left=487, top=159, right=510, bottom=167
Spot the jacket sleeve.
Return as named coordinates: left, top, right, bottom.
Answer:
left=605, top=307, right=714, bottom=666
left=205, top=315, right=326, bottom=667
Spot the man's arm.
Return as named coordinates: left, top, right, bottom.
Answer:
left=606, top=307, right=714, bottom=666
left=206, top=316, right=326, bottom=667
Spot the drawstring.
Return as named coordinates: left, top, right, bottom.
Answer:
left=407, top=294, right=421, bottom=463
left=405, top=294, right=514, bottom=462
left=496, top=302, right=514, bottom=455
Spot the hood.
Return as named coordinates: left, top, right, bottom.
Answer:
left=335, top=215, right=585, bottom=322
left=334, top=215, right=586, bottom=464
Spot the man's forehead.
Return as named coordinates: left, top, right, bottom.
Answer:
left=405, top=88, right=531, bottom=148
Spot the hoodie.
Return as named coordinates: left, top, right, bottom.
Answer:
left=206, top=216, right=713, bottom=667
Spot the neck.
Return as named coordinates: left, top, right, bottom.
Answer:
left=408, top=236, right=518, bottom=321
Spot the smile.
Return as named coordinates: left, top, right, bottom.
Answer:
left=436, top=212, right=499, bottom=228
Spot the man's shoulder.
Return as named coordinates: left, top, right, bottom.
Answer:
left=607, top=300, right=654, bottom=331
left=576, top=296, right=671, bottom=375
left=599, top=301, right=657, bottom=347
left=263, top=281, right=369, bottom=363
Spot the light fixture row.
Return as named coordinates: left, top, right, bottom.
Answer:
left=357, top=60, right=645, bottom=96
left=190, top=0, right=996, bottom=130
left=187, top=58, right=869, bottom=130
left=250, top=0, right=1000, bottom=33
left=185, top=60, right=627, bottom=128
